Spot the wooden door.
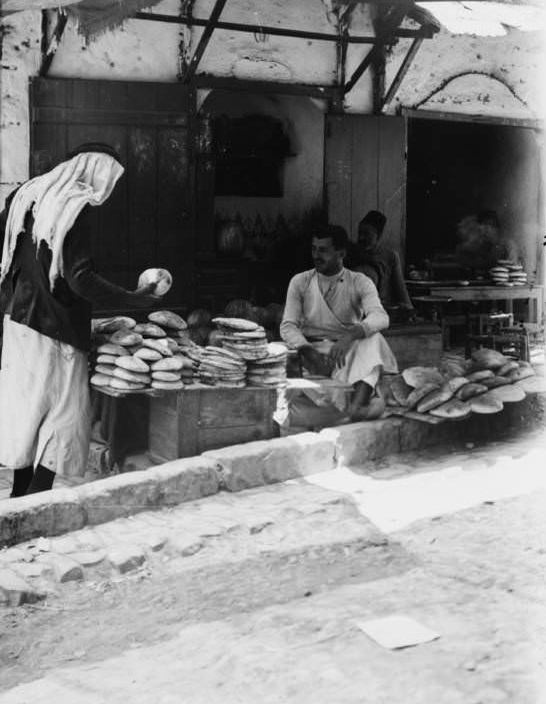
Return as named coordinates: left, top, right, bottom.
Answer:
left=30, top=77, right=195, bottom=311
left=325, top=115, right=407, bottom=264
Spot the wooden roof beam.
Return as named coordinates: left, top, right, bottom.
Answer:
left=183, top=0, right=229, bottom=83
left=382, top=36, right=424, bottom=107
left=134, top=12, right=435, bottom=43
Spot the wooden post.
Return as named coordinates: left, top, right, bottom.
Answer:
left=183, top=0, right=229, bottom=82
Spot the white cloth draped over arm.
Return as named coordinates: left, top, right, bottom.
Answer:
left=280, top=275, right=309, bottom=349
left=356, top=275, right=390, bottom=338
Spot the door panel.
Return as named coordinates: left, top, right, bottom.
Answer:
left=30, top=77, right=194, bottom=310
left=325, top=114, right=407, bottom=264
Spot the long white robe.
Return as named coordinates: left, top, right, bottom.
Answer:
left=280, top=268, right=398, bottom=412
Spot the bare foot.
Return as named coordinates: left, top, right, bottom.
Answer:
left=349, top=396, right=386, bottom=422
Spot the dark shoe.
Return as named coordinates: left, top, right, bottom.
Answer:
left=10, top=466, right=34, bottom=497
left=26, top=465, right=56, bottom=494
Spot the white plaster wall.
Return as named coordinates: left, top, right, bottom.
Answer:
left=385, top=24, right=546, bottom=120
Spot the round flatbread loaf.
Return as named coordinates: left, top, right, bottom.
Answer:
left=429, top=398, right=471, bottom=419
left=97, top=343, right=130, bottom=356
left=212, top=317, right=259, bottom=332
left=405, top=382, right=441, bottom=410
left=455, top=382, right=488, bottom=400
left=110, top=377, right=147, bottom=391
left=93, top=316, right=136, bottom=334
left=110, top=330, right=144, bottom=347
left=115, top=355, right=150, bottom=373
left=480, top=375, right=512, bottom=389
left=390, top=375, right=413, bottom=406
left=112, top=367, right=151, bottom=384
left=416, top=385, right=454, bottom=413
left=148, top=310, right=187, bottom=331
left=95, top=363, right=116, bottom=377
left=151, top=380, right=185, bottom=391
left=489, top=384, right=525, bottom=403
left=152, top=370, right=182, bottom=382
left=137, top=268, right=172, bottom=296
left=470, top=392, right=503, bottom=414
left=134, top=347, right=163, bottom=362
left=467, top=369, right=495, bottom=382
left=497, top=360, right=519, bottom=376
left=471, top=348, right=508, bottom=370
left=133, top=323, right=167, bottom=338
left=90, top=373, right=112, bottom=387
left=142, top=338, right=174, bottom=357
left=402, top=366, right=444, bottom=388
left=96, top=354, right=119, bottom=365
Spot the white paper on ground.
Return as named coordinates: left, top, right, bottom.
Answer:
left=356, top=615, right=440, bottom=650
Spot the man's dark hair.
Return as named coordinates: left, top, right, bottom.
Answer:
left=66, top=142, right=122, bottom=164
left=312, top=224, right=349, bottom=251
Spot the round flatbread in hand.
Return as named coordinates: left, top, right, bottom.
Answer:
left=138, top=268, right=172, bottom=296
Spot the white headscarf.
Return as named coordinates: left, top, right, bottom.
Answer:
left=1, top=151, right=124, bottom=290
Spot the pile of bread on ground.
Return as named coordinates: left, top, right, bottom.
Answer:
left=381, top=347, right=535, bottom=420
left=90, top=314, right=288, bottom=393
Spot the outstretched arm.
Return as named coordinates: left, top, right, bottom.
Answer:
left=62, top=221, right=160, bottom=309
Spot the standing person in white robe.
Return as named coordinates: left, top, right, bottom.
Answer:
left=280, top=224, right=398, bottom=421
left=0, top=143, right=160, bottom=498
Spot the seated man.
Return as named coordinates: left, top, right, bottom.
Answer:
left=355, top=210, right=415, bottom=320
left=280, top=224, right=398, bottom=421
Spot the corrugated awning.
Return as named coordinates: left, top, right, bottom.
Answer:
left=416, top=1, right=546, bottom=36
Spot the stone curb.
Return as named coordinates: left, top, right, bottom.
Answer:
left=1, top=391, right=544, bottom=548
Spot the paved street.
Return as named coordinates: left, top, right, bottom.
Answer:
left=1, top=424, right=545, bottom=703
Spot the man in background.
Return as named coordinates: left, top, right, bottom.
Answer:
left=355, top=210, right=415, bottom=320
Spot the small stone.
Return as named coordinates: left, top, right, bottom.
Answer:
left=107, top=545, right=146, bottom=574
left=51, top=536, right=79, bottom=554
left=13, top=561, right=50, bottom=579
left=0, top=548, right=27, bottom=564
left=50, top=555, right=84, bottom=583
left=0, top=568, right=45, bottom=606
left=142, top=533, right=167, bottom=552
left=68, top=550, right=106, bottom=567
left=169, top=535, right=204, bottom=557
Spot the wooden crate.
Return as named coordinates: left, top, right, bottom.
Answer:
left=149, top=386, right=279, bottom=461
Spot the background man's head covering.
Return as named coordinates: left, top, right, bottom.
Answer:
left=1, top=146, right=124, bottom=290
left=359, top=210, right=387, bottom=236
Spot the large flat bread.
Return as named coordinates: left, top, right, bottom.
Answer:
left=405, top=382, right=441, bottom=410
left=390, top=375, right=413, bottom=406
left=90, top=373, right=112, bottom=387
left=212, top=317, right=260, bottom=332
left=115, top=355, right=150, bottom=373
left=93, top=316, right=136, bottom=334
left=455, top=382, right=488, bottom=400
left=148, top=310, right=187, bottom=331
left=110, top=377, right=147, bottom=391
left=471, top=348, right=508, bottom=370
left=470, top=392, right=504, bottom=414
left=416, top=385, right=454, bottom=413
left=429, top=398, right=471, bottom=419
left=133, top=323, right=166, bottom=338
left=112, top=367, right=151, bottom=384
left=152, top=371, right=182, bottom=382
left=489, top=385, right=525, bottom=403
left=466, top=369, right=495, bottom=383
left=110, top=330, right=143, bottom=347
left=151, top=380, right=185, bottom=391
left=134, top=347, right=163, bottom=362
left=402, top=366, right=444, bottom=388
left=142, top=338, right=174, bottom=357
left=97, top=343, right=130, bottom=356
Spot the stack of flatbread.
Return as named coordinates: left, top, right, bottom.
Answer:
left=506, top=264, right=528, bottom=286
left=489, top=264, right=510, bottom=286
left=90, top=312, right=196, bottom=392
left=212, top=317, right=268, bottom=361
left=246, top=342, right=288, bottom=388
left=198, top=346, right=247, bottom=388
